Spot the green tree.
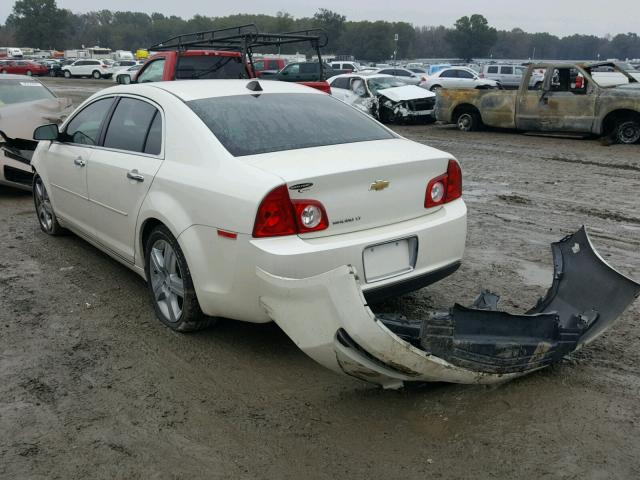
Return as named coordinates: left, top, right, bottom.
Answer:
left=446, top=14, right=497, bottom=60
left=6, top=0, right=70, bottom=48
left=312, top=9, right=346, bottom=50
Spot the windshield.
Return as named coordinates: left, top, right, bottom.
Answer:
left=368, top=77, right=408, bottom=93
left=0, top=79, right=55, bottom=106
left=187, top=93, right=396, bottom=157
left=176, top=55, right=248, bottom=79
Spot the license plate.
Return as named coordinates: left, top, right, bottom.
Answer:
left=363, top=238, right=417, bottom=283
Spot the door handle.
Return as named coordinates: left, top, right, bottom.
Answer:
left=73, top=157, right=86, bottom=167
left=127, top=169, right=144, bottom=182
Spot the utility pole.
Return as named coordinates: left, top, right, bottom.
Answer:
left=394, top=33, right=398, bottom=65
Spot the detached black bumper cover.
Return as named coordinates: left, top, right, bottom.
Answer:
left=258, top=227, right=639, bottom=389
left=386, top=227, right=640, bottom=375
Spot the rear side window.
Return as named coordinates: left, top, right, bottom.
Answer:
left=187, top=93, right=396, bottom=157
left=103, top=98, right=160, bottom=153
left=176, top=55, right=247, bottom=79
left=300, top=63, right=318, bottom=74
left=144, top=112, right=162, bottom=155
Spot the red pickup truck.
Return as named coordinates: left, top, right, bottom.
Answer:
left=127, top=25, right=331, bottom=93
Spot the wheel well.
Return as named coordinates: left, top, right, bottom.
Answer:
left=453, top=104, right=481, bottom=121
left=140, top=218, right=164, bottom=256
left=602, top=109, right=640, bottom=135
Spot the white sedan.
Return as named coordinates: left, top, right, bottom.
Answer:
left=111, top=64, right=141, bottom=83
left=420, top=66, right=500, bottom=91
left=30, top=79, right=466, bottom=381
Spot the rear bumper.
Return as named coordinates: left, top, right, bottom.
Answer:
left=257, top=227, right=640, bottom=389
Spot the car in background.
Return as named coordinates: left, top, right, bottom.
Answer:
left=0, top=74, right=72, bottom=190
left=62, top=59, right=114, bottom=79
left=112, top=60, right=138, bottom=68
left=373, top=67, right=423, bottom=85
left=112, top=64, right=142, bottom=83
left=421, top=67, right=500, bottom=91
left=273, top=62, right=339, bottom=82
left=329, top=73, right=436, bottom=124
left=30, top=79, right=466, bottom=336
left=428, top=64, right=452, bottom=75
left=252, top=58, right=287, bottom=77
left=0, top=59, right=49, bottom=76
left=330, top=61, right=360, bottom=73
left=482, top=64, right=544, bottom=89
left=407, top=67, right=428, bottom=76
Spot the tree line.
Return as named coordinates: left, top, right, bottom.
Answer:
left=1, top=0, right=639, bottom=61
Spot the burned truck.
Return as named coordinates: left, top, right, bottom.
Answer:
left=435, top=62, right=640, bottom=144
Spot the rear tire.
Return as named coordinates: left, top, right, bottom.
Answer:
left=144, top=225, right=215, bottom=332
left=1, top=69, right=7, bottom=74
left=92, top=70, right=101, bottom=79
left=33, top=174, right=64, bottom=235
left=430, top=85, right=442, bottom=92
left=26, top=70, right=32, bottom=76
left=613, top=117, right=640, bottom=144
left=456, top=109, right=481, bottom=132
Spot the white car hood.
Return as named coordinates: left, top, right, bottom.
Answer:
left=376, top=85, right=435, bottom=102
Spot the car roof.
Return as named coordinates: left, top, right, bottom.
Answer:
left=135, top=79, right=325, bottom=101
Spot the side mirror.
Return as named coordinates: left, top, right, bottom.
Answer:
left=117, top=75, right=132, bottom=85
left=33, top=124, right=59, bottom=141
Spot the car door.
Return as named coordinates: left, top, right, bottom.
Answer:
left=499, top=66, right=515, bottom=87
left=45, top=97, right=115, bottom=234
left=516, top=67, right=597, bottom=133
left=329, top=76, right=350, bottom=100
left=136, top=58, right=166, bottom=83
left=456, top=69, right=476, bottom=87
left=438, top=69, right=458, bottom=88
left=87, top=96, right=164, bottom=263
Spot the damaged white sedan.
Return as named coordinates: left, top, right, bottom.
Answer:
left=30, top=79, right=639, bottom=389
left=329, top=74, right=436, bottom=123
left=0, top=74, right=72, bottom=190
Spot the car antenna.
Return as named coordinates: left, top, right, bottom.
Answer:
left=246, top=80, right=263, bottom=92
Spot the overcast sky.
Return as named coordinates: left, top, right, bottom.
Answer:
left=2, top=0, right=639, bottom=37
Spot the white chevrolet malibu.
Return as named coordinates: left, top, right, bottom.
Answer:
left=31, top=79, right=466, bottom=332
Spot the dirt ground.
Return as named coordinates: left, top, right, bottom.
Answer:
left=1, top=78, right=639, bottom=479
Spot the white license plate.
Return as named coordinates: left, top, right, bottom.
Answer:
left=363, top=238, right=417, bottom=283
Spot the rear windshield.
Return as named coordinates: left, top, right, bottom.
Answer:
left=0, top=79, right=55, bottom=105
left=176, top=55, right=247, bottom=79
left=187, top=93, right=396, bottom=157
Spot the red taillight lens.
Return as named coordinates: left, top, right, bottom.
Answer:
left=425, top=159, right=462, bottom=208
left=253, top=186, right=329, bottom=238
left=253, top=185, right=297, bottom=238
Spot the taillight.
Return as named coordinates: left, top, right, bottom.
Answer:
left=253, top=185, right=328, bottom=238
left=292, top=200, right=328, bottom=233
left=425, top=159, right=462, bottom=208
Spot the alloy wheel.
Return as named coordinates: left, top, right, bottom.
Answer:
left=149, top=240, right=185, bottom=323
left=34, top=177, right=53, bottom=232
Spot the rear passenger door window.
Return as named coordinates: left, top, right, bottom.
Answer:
left=103, top=98, right=161, bottom=154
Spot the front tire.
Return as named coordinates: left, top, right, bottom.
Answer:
left=430, top=85, right=442, bottom=92
left=33, top=174, right=64, bottom=235
left=144, top=225, right=215, bottom=332
left=26, top=70, right=32, bottom=76
left=613, top=117, right=640, bottom=144
left=456, top=110, right=481, bottom=132
left=63, top=70, right=71, bottom=78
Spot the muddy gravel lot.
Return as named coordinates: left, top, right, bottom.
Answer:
left=2, top=78, right=639, bottom=479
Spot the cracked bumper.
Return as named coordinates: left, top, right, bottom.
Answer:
left=257, top=228, right=640, bottom=389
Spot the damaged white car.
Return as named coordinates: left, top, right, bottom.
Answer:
left=0, top=74, right=72, bottom=190
left=329, top=74, right=436, bottom=123
left=30, top=79, right=639, bottom=389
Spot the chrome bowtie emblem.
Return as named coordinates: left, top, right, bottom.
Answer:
left=369, top=180, right=390, bottom=192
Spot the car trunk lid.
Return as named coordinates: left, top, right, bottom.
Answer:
left=243, top=139, right=452, bottom=237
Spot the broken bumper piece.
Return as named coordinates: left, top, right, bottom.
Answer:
left=257, top=228, right=640, bottom=389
